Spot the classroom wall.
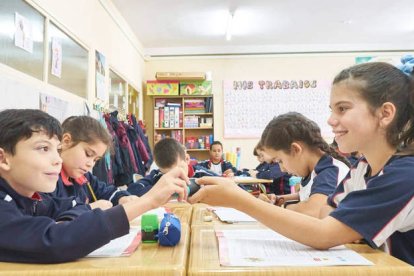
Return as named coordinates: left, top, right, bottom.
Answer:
left=2, top=0, right=145, bottom=118
left=144, top=53, right=408, bottom=169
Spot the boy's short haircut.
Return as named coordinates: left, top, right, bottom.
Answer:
left=0, top=109, right=62, bottom=154
left=154, top=138, right=186, bottom=169
left=210, top=141, right=223, bottom=150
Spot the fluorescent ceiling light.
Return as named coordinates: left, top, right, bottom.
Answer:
left=226, top=11, right=234, bottom=41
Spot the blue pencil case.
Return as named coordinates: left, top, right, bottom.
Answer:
left=158, top=213, right=181, bottom=246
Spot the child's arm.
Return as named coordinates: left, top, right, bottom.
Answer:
left=284, top=193, right=328, bottom=218
left=189, top=177, right=362, bottom=250
left=87, top=173, right=131, bottom=205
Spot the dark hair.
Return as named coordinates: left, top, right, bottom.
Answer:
left=210, top=141, right=223, bottom=151
left=154, top=138, right=186, bottom=169
left=0, top=109, right=62, bottom=155
left=333, top=62, right=414, bottom=153
left=62, top=116, right=112, bottom=149
left=260, top=112, right=350, bottom=166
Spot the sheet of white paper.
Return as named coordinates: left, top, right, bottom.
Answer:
left=213, top=207, right=257, bottom=223
left=216, top=229, right=373, bottom=266
left=87, top=227, right=141, bottom=258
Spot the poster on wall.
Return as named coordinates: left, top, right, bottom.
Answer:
left=223, top=80, right=332, bottom=139
left=95, top=50, right=107, bottom=101
left=14, top=12, right=33, bottom=53
left=51, top=37, right=62, bottom=78
left=40, top=93, right=68, bottom=122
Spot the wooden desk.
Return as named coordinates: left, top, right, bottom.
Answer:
left=0, top=224, right=190, bottom=276
left=165, top=201, right=193, bottom=225
left=233, top=176, right=273, bottom=184
left=188, top=225, right=414, bottom=276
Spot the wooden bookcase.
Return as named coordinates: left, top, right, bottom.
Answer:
left=152, top=95, right=214, bottom=161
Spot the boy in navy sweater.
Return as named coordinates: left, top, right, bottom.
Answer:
left=0, top=109, right=188, bottom=263
left=197, top=141, right=247, bottom=177
left=128, top=138, right=215, bottom=196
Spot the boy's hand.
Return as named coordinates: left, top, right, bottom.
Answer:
left=118, top=195, right=139, bottom=205
left=249, top=170, right=257, bottom=177
left=142, top=166, right=188, bottom=208
left=223, top=169, right=234, bottom=177
left=90, top=199, right=113, bottom=210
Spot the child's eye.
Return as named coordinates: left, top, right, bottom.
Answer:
left=85, top=151, right=93, bottom=158
left=37, top=146, right=49, bottom=152
left=57, top=147, right=62, bottom=154
left=338, top=106, right=348, bottom=113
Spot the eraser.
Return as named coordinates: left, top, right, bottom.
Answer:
left=203, top=215, right=213, bottom=222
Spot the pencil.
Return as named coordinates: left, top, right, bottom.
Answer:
left=86, top=182, right=98, bottom=202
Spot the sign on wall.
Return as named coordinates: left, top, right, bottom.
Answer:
left=223, top=80, right=332, bottom=138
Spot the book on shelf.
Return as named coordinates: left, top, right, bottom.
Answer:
left=154, top=108, right=159, bottom=128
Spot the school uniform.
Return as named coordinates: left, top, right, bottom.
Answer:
left=127, top=169, right=163, bottom=196
left=255, top=162, right=291, bottom=195
left=51, top=170, right=131, bottom=205
left=328, top=156, right=414, bottom=265
left=0, top=177, right=129, bottom=263
left=197, top=159, right=247, bottom=176
left=299, top=154, right=349, bottom=201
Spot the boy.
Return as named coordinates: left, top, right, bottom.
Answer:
left=128, top=138, right=215, bottom=196
left=197, top=141, right=246, bottom=177
left=0, top=109, right=188, bottom=263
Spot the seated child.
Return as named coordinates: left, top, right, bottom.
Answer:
left=250, top=143, right=291, bottom=195
left=0, top=109, right=189, bottom=263
left=128, top=138, right=188, bottom=196
left=51, top=116, right=137, bottom=210
left=197, top=141, right=246, bottom=177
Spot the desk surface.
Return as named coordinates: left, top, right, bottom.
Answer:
left=0, top=224, right=190, bottom=276
left=188, top=225, right=414, bottom=276
left=233, top=176, right=273, bottom=184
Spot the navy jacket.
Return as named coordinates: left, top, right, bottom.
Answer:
left=51, top=171, right=131, bottom=206
left=127, top=169, right=163, bottom=196
left=197, top=159, right=248, bottom=176
left=255, top=162, right=291, bottom=195
left=0, top=177, right=129, bottom=263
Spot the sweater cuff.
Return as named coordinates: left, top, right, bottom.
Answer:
left=103, top=205, right=130, bottom=239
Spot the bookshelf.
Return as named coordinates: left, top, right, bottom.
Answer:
left=152, top=95, right=214, bottom=160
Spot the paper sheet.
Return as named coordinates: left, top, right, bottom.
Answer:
left=87, top=227, right=141, bottom=257
left=216, top=229, right=373, bottom=266
left=213, top=207, right=257, bottom=223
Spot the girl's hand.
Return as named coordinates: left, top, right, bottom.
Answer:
left=188, top=176, right=248, bottom=208
left=90, top=199, right=113, bottom=210
left=223, top=169, right=234, bottom=177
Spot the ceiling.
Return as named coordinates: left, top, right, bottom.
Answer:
left=111, top=0, right=414, bottom=57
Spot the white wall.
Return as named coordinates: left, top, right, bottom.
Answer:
left=144, top=53, right=408, bottom=169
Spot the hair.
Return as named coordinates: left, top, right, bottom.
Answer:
left=210, top=141, right=223, bottom=151
left=154, top=138, right=186, bottom=169
left=0, top=109, right=62, bottom=155
left=333, top=62, right=414, bottom=153
left=62, top=116, right=112, bottom=149
left=260, top=112, right=350, bottom=166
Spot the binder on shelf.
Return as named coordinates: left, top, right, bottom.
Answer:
left=154, top=108, right=159, bottom=128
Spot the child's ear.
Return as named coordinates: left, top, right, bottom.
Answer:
left=290, top=142, right=302, bottom=156
left=61, top=133, right=72, bottom=148
left=0, top=148, right=11, bottom=171
left=378, top=102, right=396, bottom=128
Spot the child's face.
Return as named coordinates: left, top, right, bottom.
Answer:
left=256, top=149, right=265, bottom=163
left=260, top=150, right=273, bottom=163
left=0, top=132, right=62, bottom=197
left=328, top=82, right=381, bottom=154
left=263, top=147, right=304, bottom=177
left=210, top=144, right=222, bottom=162
left=61, top=135, right=107, bottom=179
left=160, top=157, right=188, bottom=176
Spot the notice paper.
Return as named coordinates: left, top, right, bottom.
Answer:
left=216, top=229, right=373, bottom=266
left=213, top=207, right=257, bottom=223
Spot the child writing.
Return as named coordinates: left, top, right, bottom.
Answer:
left=197, top=141, right=244, bottom=177
left=0, top=109, right=188, bottom=263
left=51, top=116, right=137, bottom=210
left=250, top=143, right=291, bottom=196
left=257, top=112, right=350, bottom=217
left=189, top=61, right=414, bottom=265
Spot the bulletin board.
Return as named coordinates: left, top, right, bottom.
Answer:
left=223, top=80, right=332, bottom=138
left=0, top=74, right=88, bottom=121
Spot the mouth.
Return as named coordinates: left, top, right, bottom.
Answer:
left=333, top=130, right=348, bottom=139
left=45, top=172, right=59, bottom=179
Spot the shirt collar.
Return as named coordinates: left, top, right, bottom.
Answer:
left=60, top=169, right=88, bottom=186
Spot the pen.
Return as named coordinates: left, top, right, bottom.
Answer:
left=86, top=182, right=98, bottom=202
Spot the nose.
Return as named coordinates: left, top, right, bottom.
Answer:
left=327, top=113, right=338, bottom=127
left=85, top=159, right=94, bottom=168
left=53, top=153, right=63, bottom=166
